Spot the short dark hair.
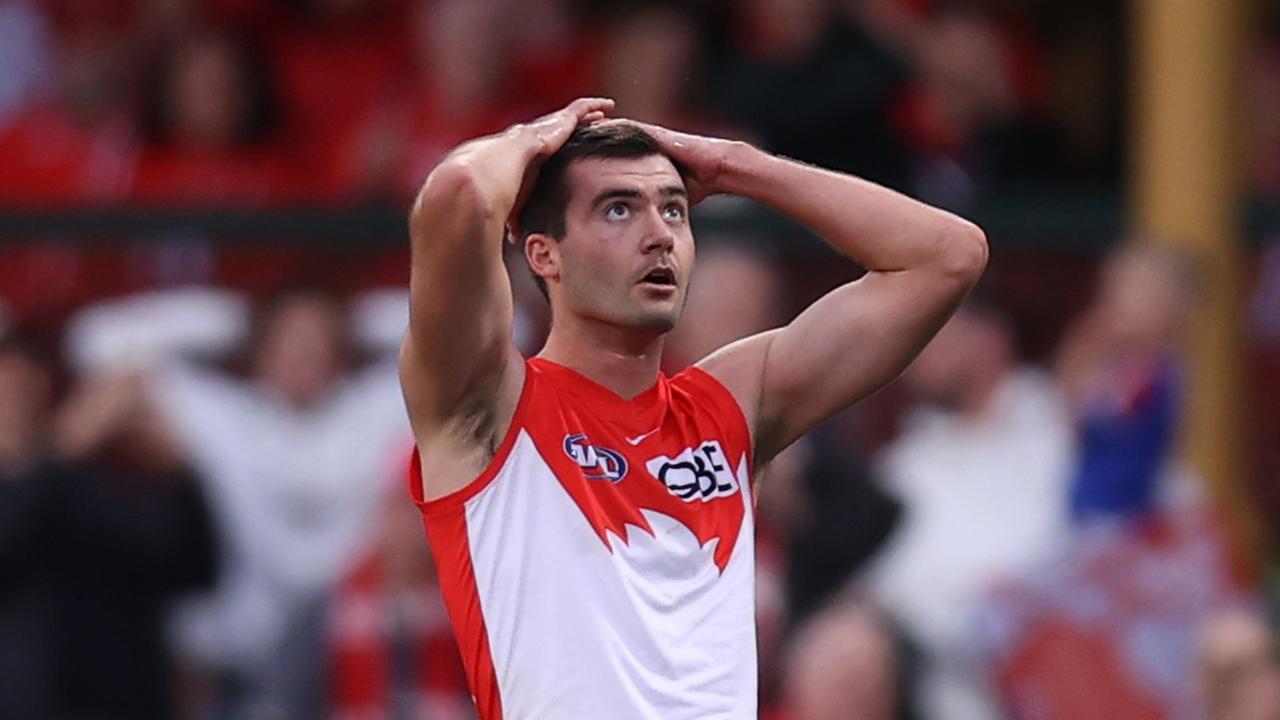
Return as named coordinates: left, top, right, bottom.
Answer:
left=518, top=123, right=686, bottom=299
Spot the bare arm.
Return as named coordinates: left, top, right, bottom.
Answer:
left=401, top=98, right=613, bottom=498
left=635, top=125, right=987, bottom=464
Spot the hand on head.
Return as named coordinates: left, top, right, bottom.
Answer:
left=508, top=101, right=740, bottom=237
left=522, top=97, right=616, bottom=156
left=508, top=97, right=616, bottom=239
left=593, top=118, right=740, bottom=205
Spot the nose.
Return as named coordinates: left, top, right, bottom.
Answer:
left=641, top=207, right=675, bottom=254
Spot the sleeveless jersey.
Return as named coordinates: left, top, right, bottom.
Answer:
left=409, top=357, right=757, bottom=720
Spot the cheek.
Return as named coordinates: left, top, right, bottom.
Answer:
left=568, top=224, right=631, bottom=271
left=680, top=232, right=696, bottom=271
left=561, top=241, right=623, bottom=300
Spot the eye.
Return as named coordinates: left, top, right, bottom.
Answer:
left=662, top=203, right=687, bottom=222
left=605, top=202, right=631, bottom=221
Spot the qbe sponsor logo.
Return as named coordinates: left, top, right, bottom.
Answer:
left=645, top=440, right=739, bottom=502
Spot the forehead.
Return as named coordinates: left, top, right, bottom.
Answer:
left=564, top=154, right=685, bottom=203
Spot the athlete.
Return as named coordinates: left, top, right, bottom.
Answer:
left=399, top=97, right=987, bottom=719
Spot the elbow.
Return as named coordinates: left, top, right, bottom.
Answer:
left=936, top=219, right=989, bottom=286
left=409, top=160, right=495, bottom=235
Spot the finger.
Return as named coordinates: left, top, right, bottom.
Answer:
left=525, top=113, right=577, bottom=154
left=531, top=99, right=598, bottom=132
left=569, top=97, right=614, bottom=112
left=567, top=97, right=615, bottom=119
left=629, top=120, right=671, bottom=139
left=525, top=98, right=616, bottom=156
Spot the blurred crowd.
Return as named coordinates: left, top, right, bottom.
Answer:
left=4, top=1, right=1280, bottom=720
left=2, top=241, right=1278, bottom=720
left=0, top=0, right=1139, bottom=210
left=3, top=0, right=1280, bottom=210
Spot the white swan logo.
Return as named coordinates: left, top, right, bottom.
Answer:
left=607, top=509, right=724, bottom=584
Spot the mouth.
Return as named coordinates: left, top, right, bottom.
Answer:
left=637, top=266, right=677, bottom=289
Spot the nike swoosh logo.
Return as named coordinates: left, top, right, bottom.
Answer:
left=625, top=427, right=661, bottom=446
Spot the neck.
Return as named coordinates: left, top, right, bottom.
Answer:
left=538, top=314, right=666, bottom=400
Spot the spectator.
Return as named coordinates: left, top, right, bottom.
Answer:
left=0, top=336, right=219, bottom=719
left=132, top=30, right=287, bottom=204
left=324, top=0, right=522, bottom=200
left=270, top=0, right=409, bottom=196
left=708, top=0, right=910, bottom=185
left=782, top=601, right=901, bottom=720
left=329, top=471, right=474, bottom=720
left=0, top=334, right=54, bottom=718
left=769, top=425, right=902, bottom=632
left=506, top=0, right=597, bottom=112
left=1055, top=242, right=1192, bottom=522
left=974, top=244, right=1232, bottom=719
left=756, top=428, right=907, bottom=720
left=1199, top=609, right=1280, bottom=720
left=866, top=295, right=1073, bottom=720
left=0, top=0, right=54, bottom=128
left=137, top=287, right=409, bottom=719
left=981, top=494, right=1238, bottom=720
left=895, top=6, right=1062, bottom=210
left=0, top=2, right=138, bottom=204
left=595, top=3, right=721, bottom=132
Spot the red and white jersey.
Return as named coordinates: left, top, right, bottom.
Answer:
left=409, top=357, right=757, bottom=720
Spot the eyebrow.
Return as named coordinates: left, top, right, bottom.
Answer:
left=590, top=185, right=688, bottom=209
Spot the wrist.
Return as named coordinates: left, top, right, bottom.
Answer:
left=716, top=141, right=772, bottom=198
left=503, top=123, right=545, bottom=160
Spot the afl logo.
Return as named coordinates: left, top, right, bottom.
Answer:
left=563, top=434, right=628, bottom=483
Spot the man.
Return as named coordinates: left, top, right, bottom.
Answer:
left=0, top=336, right=218, bottom=720
left=399, top=97, right=987, bottom=719
left=126, top=288, right=408, bottom=718
left=1198, top=609, right=1280, bottom=720
left=1055, top=243, right=1191, bottom=521
left=866, top=298, right=1073, bottom=719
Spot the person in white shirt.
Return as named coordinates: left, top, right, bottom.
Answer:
left=67, top=287, right=410, bottom=719
left=867, top=296, right=1073, bottom=720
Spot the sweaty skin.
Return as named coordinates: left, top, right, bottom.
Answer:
left=400, top=98, right=987, bottom=501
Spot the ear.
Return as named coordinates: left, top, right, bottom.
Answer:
left=524, top=233, right=561, bottom=286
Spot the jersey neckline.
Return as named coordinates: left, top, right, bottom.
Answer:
left=528, top=356, right=670, bottom=433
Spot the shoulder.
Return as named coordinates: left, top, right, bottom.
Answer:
left=671, top=364, right=745, bottom=417
left=691, top=329, right=782, bottom=459
left=669, top=362, right=755, bottom=466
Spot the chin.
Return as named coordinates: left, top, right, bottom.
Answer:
left=620, top=302, right=678, bottom=332
left=634, top=313, right=678, bottom=333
